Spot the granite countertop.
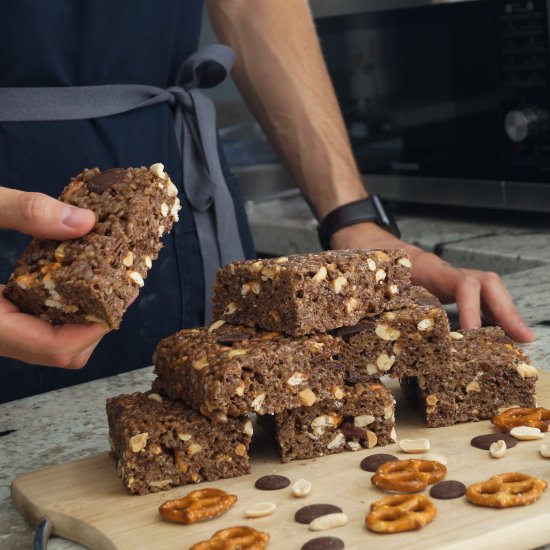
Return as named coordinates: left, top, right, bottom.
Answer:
left=1, top=195, right=550, bottom=549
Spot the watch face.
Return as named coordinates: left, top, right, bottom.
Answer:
left=372, top=195, right=400, bottom=238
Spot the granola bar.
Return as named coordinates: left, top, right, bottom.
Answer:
left=270, top=382, right=396, bottom=462
left=400, top=327, right=537, bottom=427
left=3, top=164, right=180, bottom=329
left=335, top=287, right=451, bottom=383
left=106, top=391, right=252, bottom=495
left=211, top=249, right=412, bottom=336
left=152, top=322, right=344, bottom=419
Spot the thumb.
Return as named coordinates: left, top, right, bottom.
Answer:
left=0, top=186, right=96, bottom=239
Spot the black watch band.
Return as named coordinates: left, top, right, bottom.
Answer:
left=317, top=195, right=400, bottom=250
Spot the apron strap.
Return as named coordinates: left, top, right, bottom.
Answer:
left=0, top=44, right=245, bottom=322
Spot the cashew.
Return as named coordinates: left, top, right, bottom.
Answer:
left=244, top=420, right=254, bottom=436
left=510, top=426, right=544, bottom=440
left=489, top=440, right=507, bottom=458
left=234, top=444, right=247, bottom=457
left=516, top=363, right=538, bottom=378
left=251, top=393, right=266, bottom=412
left=376, top=352, right=395, bottom=372
left=244, top=502, right=276, bottom=518
left=299, top=389, right=317, bottom=406
left=327, top=433, right=346, bottom=450
left=354, top=414, right=375, bottom=428
left=149, top=163, right=166, bottom=178
left=287, top=372, right=307, bottom=387
left=122, top=251, right=134, bottom=267
left=129, top=432, right=148, bottom=453
left=207, top=319, right=226, bottom=332
left=192, top=354, right=209, bottom=371
left=398, top=438, right=430, bottom=453
left=417, top=318, right=434, bottom=331
left=309, top=513, right=348, bottom=531
left=311, top=266, right=327, bottom=282
left=128, top=271, right=144, bottom=287
left=375, top=323, right=401, bottom=341
left=332, top=276, right=348, bottom=294
left=292, top=478, right=312, bottom=497
left=366, top=430, right=378, bottom=449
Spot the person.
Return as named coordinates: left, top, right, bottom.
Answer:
left=0, top=0, right=534, bottom=403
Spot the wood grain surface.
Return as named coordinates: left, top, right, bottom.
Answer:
left=11, top=374, right=550, bottom=550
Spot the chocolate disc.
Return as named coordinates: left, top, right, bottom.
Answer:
left=254, top=474, right=291, bottom=491
left=311, top=358, right=344, bottom=370
left=295, top=504, right=343, bottom=524
left=360, top=453, right=398, bottom=472
left=215, top=333, right=250, bottom=346
left=332, top=321, right=376, bottom=339
left=429, top=480, right=467, bottom=500
left=301, top=537, right=345, bottom=550
left=470, top=433, right=518, bottom=450
left=87, top=168, right=126, bottom=193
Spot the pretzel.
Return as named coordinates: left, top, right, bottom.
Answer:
left=371, top=459, right=447, bottom=493
left=491, top=407, right=550, bottom=433
left=466, top=472, right=547, bottom=508
left=190, top=526, right=270, bottom=550
left=159, top=488, right=237, bottom=524
left=366, top=494, right=437, bottom=533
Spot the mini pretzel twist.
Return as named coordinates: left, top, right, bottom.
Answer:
left=190, top=526, right=270, bottom=550
left=366, top=494, right=437, bottom=533
left=371, top=459, right=447, bottom=493
left=159, top=488, right=237, bottom=524
left=491, top=407, right=550, bottom=433
left=466, top=472, right=547, bottom=508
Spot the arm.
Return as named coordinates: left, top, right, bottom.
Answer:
left=0, top=188, right=110, bottom=368
left=205, top=0, right=534, bottom=343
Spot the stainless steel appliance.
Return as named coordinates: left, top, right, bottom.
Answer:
left=311, top=0, right=550, bottom=212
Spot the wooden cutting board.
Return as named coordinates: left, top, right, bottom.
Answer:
left=12, top=373, right=550, bottom=550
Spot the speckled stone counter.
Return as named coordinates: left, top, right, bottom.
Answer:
left=0, top=368, right=156, bottom=549
left=1, top=197, right=550, bottom=549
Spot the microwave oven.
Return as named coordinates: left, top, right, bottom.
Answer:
left=311, top=0, right=550, bottom=212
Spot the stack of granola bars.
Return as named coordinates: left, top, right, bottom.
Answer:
left=107, top=249, right=537, bottom=494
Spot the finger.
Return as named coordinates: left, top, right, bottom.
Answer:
left=64, top=338, right=104, bottom=370
left=0, top=186, right=95, bottom=239
left=479, top=274, right=536, bottom=343
left=0, top=289, right=109, bottom=367
left=454, top=274, right=482, bottom=331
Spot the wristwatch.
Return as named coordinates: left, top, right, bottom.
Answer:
left=317, top=195, right=400, bottom=250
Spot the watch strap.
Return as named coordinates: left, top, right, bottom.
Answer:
left=317, top=195, right=400, bottom=250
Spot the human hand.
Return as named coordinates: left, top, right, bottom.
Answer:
left=330, top=222, right=535, bottom=343
left=0, top=187, right=110, bottom=368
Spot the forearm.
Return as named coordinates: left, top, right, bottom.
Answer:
left=205, top=0, right=367, bottom=219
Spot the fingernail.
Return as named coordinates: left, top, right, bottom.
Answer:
left=62, top=206, right=89, bottom=228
